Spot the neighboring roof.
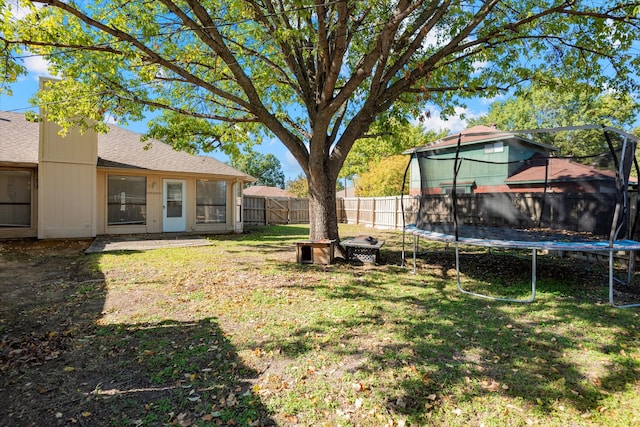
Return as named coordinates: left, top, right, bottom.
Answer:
left=243, top=185, right=294, bottom=197
left=506, top=156, right=616, bottom=184
left=0, top=111, right=254, bottom=181
left=405, top=125, right=557, bottom=154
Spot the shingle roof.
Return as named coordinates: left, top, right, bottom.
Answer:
left=243, top=185, right=294, bottom=197
left=506, top=155, right=616, bottom=184
left=0, top=111, right=254, bottom=181
left=406, top=125, right=557, bottom=154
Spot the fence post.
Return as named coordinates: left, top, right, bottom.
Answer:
left=394, top=196, right=399, bottom=229
left=356, top=197, right=360, bottom=225
left=372, top=197, right=377, bottom=228
left=265, top=196, right=270, bottom=225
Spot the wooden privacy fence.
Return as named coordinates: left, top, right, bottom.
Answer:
left=244, top=193, right=637, bottom=238
left=243, top=195, right=419, bottom=228
left=243, top=196, right=310, bottom=225
left=337, top=196, right=419, bottom=229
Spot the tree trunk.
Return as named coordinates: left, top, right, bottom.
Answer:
left=307, top=168, right=339, bottom=242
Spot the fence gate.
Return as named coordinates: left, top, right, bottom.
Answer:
left=267, top=197, right=290, bottom=224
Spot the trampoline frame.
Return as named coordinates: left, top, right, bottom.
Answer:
left=406, top=225, right=640, bottom=308
left=402, top=125, right=640, bottom=308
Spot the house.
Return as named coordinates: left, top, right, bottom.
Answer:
left=243, top=185, right=294, bottom=198
left=0, top=110, right=255, bottom=239
left=407, top=124, right=620, bottom=195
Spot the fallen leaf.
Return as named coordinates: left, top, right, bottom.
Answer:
left=283, top=415, right=298, bottom=423
left=480, top=380, right=501, bottom=392
left=352, top=382, right=366, bottom=392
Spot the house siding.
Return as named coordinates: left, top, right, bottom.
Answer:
left=412, top=137, right=549, bottom=194
left=96, top=170, right=239, bottom=235
left=37, top=105, right=98, bottom=239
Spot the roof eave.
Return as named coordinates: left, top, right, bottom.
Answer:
left=0, top=161, right=39, bottom=168
left=406, top=134, right=560, bottom=155
left=96, top=164, right=255, bottom=182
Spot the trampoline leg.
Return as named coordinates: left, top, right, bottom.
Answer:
left=455, top=244, right=536, bottom=303
left=609, top=250, right=640, bottom=308
left=412, top=235, right=418, bottom=274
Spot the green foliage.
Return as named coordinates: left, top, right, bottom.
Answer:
left=469, top=84, right=640, bottom=156
left=229, top=147, right=285, bottom=189
left=285, top=174, right=309, bottom=198
left=286, top=173, right=344, bottom=198
left=355, top=155, right=409, bottom=197
left=341, top=119, right=446, bottom=180
left=3, top=1, right=637, bottom=154
left=2, top=0, right=639, bottom=239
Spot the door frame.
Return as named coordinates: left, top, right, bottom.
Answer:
left=162, top=179, right=187, bottom=232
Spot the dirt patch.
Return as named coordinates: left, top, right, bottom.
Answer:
left=0, top=238, right=95, bottom=321
left=1, top=237, right=275, bottom=426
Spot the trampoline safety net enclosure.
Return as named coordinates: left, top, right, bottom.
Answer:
left=402, top=125, right=640, bottom=308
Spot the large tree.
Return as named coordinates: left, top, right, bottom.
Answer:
left=1, top=1, right=639, bottom=241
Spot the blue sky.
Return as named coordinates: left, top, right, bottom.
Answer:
left=0, top=57, right=492, bottom=182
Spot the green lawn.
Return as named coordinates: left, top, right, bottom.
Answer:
left=2, top=224, right=639, bottom=426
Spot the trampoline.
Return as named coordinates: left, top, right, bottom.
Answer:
left=402, top=125, right=640, bottom=308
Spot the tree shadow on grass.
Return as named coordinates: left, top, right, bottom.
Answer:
left=76, top=318, right=273, bottom=426
left=264, top=254, right=640, bottom=425
left=0, top=241, right=274, bottom=427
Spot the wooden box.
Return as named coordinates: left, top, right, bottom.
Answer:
left=296, top=240, right=335, bottom=265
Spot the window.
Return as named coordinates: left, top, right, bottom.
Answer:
left=0, top=170, right=31, bottom=227
left=484, top=141, right=504, bottom=154
left=196, top=180, right=226, bottom=224
left=441, top=181, right=475, bottom=195
left=108, top=175, right=147, bottom=225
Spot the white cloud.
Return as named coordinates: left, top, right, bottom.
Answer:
left=9, top=2, right=33, bottom=19
left=414, top=105, right=479, bottom=135
left=8, top=3, right=53, bottom=78
left=423, top=26, right=450, bottom=51
left=23, top=55, right=52, bottom=76
left=472, top=60, right=488, bottom=74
